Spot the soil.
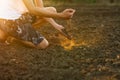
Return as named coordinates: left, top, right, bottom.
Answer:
left=0, top=5, right=120, bottom=80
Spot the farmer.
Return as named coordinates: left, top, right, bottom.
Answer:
left=0, top=0, right=75, bottom=49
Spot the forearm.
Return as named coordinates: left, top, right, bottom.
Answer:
left=23, top=0, right=62, bottom=19
left=32, top=7, right=62, bottom=18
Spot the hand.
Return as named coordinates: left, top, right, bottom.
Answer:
left=60, top=9, right=76, bottom=19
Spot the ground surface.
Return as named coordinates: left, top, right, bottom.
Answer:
left=0, top=5, right=120, bottom=80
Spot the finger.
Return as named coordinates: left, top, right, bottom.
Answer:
left=68, top=10, right=76, bottom=14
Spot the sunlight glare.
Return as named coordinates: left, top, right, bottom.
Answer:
left=60, top=38, right=88, bottom=50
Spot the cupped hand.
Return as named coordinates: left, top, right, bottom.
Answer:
left=61, top=9, right=76, bottom=19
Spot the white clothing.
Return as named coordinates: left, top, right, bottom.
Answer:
left=0, top=0, right=28, bottom=20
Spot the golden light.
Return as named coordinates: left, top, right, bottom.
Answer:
left=59, top=19, right=90, bottom=50
left=59, top=33, right=102, bottom=50
left=59, top=34, right=89, bottom=50
left=60, top=39, right=75, bottom=50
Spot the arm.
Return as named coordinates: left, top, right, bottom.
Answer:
left=23, top=0, right=75, bottom=19
left=23, top=0, right=62, bottom=18
left=34, top=0, right=44, bottom=7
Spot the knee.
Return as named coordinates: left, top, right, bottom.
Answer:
left=21, top=38, right=49, bottom=49
left=37, top=38, right=49, bottom=49
left=49, top=7, right=57, bottom=12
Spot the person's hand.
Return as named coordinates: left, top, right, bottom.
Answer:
left=60, top=9, right=75, bottom=19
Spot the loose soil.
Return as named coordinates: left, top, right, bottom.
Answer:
left=0, top=5, right=120, bottom=80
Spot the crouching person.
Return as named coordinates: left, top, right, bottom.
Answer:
left=0, top=13, right=49, bottom=49
left=0, top=0, right=75, bottom=49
